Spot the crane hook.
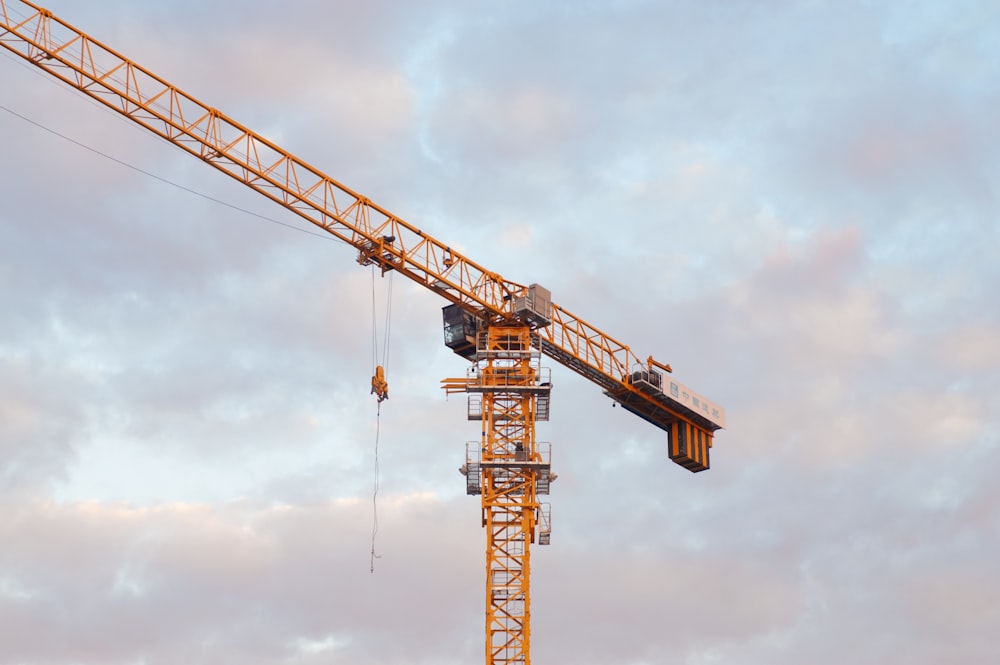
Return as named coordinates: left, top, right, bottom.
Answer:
left=371, top=364, right=389, bottom=403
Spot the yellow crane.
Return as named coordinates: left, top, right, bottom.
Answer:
left=0, top=2, right=726, bottom=663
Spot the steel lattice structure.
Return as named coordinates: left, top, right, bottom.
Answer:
left=1, top=2, right=726, bottom=663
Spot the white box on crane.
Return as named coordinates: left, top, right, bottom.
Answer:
left=514, top=284, right=552, bottom=328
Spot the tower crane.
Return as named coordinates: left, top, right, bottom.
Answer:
left=0, top=2, right=726, bottom=663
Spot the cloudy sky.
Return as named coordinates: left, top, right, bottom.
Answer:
left=2, top=0, right=999, bottom=663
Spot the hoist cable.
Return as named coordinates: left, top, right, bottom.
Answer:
left=370, top=266, right=379, bottom=372
left=370, top=401, right=382, bottom=573
left=382, top=271, right=394, bottom=375
left=369, top=268, right=393, bottom=572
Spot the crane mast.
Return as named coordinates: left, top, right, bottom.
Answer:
left=447, top=324, right=552, bottom=664
left=1, top=3, right=726, bottom=664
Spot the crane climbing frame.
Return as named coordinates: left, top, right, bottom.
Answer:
left=1, top=2, right=726, bottom=664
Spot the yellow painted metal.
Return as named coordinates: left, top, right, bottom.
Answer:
left=647, top=355, right=673, bottom=374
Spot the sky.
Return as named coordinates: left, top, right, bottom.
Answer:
left=1, top=0, right=999, bottom=663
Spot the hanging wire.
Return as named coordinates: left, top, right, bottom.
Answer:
left=382, top=271, right=394, bottom=375
left=2, top=87, right=392, bottom=571
left=369, top=268, right=393, bottom=572
left=370, top=401, right=382, bottom=573
left=370, top=267, right=379, bottom=376
left=0, top=102, right=342, bottom=243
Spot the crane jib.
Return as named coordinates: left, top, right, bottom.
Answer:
left=1, top=2, right=728, bottom=663
left=0, top=0, right=724, bottom=455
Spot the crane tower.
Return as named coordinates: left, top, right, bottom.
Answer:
left=0, top=3, right=726, bottom=663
